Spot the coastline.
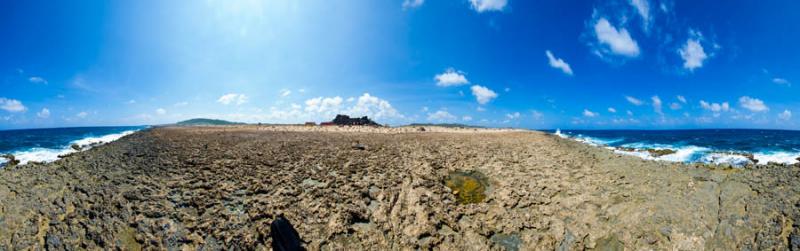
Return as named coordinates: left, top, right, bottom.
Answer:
left=0, top=125, right=798, bottom=249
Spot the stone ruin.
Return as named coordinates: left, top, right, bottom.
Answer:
left=329, top=114, right=381, bottom=126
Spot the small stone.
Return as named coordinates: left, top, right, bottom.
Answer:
left=71, top=144, right=82, bottom=151
left=352, top=143, right=367, bottom=150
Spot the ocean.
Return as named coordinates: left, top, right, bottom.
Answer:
left=552, top=129, right=800, bottom=166
left=0, top=126, right=146, bottom=166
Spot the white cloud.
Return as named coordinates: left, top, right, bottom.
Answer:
left=28, top=76, right=48, bottom=84
left=773, top=78, right=791, bottom=86
left=469, top=0, right=507, bottom=12
left=471, top=85, right=498, bottom=105
left=305, top=96, right=343, bottom=113
left=531, top=110, right=543, bottom=120
left=435, top=68, right=469, bottom=87
left=427, top=110, right=456, bottom=121
left=677, top=95, right=687, bottom=103
left=156, top=108, right=167, bottom=115
left=583, top=109, right=598, bottom=117
left=779, top=110, right=792, bottom=120
left=629, top=0, right=651, bottom=29
left=297, top=88, right=306, bottom=93
left=593, top=18, right=640, bottom=57
left=679, top=38, right=707, bottom=71
left=505, top=112, right=520, bottom=119
left=297, top=93, right=401, bottom=121
left=127, top=99, right=137, bottom=104
left=217, top=93, right=248, bottom=105
left=402, top=0, right=424, bottom=9
left=700, top=100, right=730, bottom=113
left=37, top=108, right=50, bottom=118
left=346, top=97, right=355, bottom=102
left=669, top=102, right=682, bottom=110
left=0, top=98, right=27, bottom=112
left=651, top=95, right=663, bottom=115
left=476, top=106, right=486, bottom=112
left=625, top=96, right=644, bottom=106
left=174, top=101, right=189, bottom=107
left=545, top=50, right=574, bottom=75
left=280, top=89, right=292, bottom=97
left=627, top=110, right=634, bottom=116
left=348, top=93, right=402, bottom=119
left=76, top=111, right=88, bottom=119
left=462, top=115, right=473, bottom=121
left=738, top=96, right=768, bottom=112
left=608, top=107, right=617, bottom=113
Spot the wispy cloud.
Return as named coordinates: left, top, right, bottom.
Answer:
left=773, top=78, right=791, bottom=86
left=505, top=112, right=520, bottom=119
left=280, top=89, right=292, bottom=97
left=583, top=109, right=598, bottom=117
left=0, top=98, right=27, bottom=112
left=37, top=108, right=50, bottom=118
left=738, top=96, right=768, bottom=112
left=629, top=0, right=651, bottom=31
left=625, top=96, right=644, bottom=106
left=545, top=50, right=573, bottom=75
left=469, top=0, right=507, bottom=12
left=651, top=95, right=663, bottom=115
left=156, top=108, right=167, bottom=115
left=402, top=0, right=424, bottom=10
left=779, top=110, right=792, bottom=120
left=592, top=18, right=640, bottom=57
left=427, top=110, right=456, bottom=121
left=217, top=93, right=248, bottom=105
left=28, top=76, right=47, bottom=84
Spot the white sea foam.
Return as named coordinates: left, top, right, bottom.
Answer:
left=554, top=129, right=568, bottom=138
left=573, top=135, right=622, bottom=146
left=699, top=153, right=753, bottom=166
left=658, top=146, right=711, bottom=162
left=11, top=147, right=73, bottom=165
left=553, top=130, right=798, bottom=167
left=753, top=151, right=800, bottom=165
left=614, top=149, right=655, bottom=160
left=4, top=130, right=138, bottom=166
left=71, top=130, right=137, bottom=148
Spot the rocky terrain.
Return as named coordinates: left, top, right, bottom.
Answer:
left=0, top=125, right=798, bottom=250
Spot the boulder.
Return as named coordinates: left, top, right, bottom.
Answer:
left=0, top=154, right=20, bottom=167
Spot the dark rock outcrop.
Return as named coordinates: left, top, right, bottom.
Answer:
left=331, top=115, right=380, bottom=126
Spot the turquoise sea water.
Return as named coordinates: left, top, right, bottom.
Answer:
left=0, top=126, right=145, bottom=166
left=552, top=129, right=800, bottom=166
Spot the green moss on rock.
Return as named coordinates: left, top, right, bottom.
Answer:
left=445, top=170, right=489, bottom=204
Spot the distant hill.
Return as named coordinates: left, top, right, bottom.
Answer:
left=175, top=118, right=244, bottom=126
left=406, top=123, right=485, bottom=129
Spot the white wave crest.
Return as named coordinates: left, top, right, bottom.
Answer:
left=71, top=130, right=137, bottom=148
left=699, top=153, right=753, bottom=166
left=4, top=130, right=138, bottom=166
left=753, top=151, right=800, bottom=165
left=554, top=129, right=568, bottom=138
left=658, top=146, right=711, bottom=162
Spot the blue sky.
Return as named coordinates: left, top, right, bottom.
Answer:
left=1, top=0, right=798, bottom=130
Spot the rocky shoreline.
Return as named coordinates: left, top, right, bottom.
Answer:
left=0, top=126, right=798, bottom=250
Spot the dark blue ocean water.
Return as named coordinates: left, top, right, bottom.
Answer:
left=550, top=129, right=800, bottom=165
left=0, top=126, right=145, bottom=166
